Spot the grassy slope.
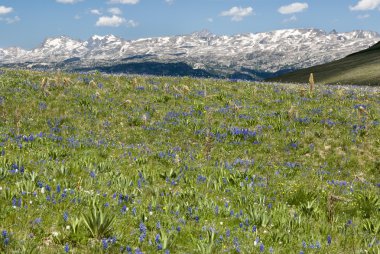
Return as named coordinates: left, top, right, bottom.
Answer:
left=0, top=69, right=379, bottom=253
left=268, top=42, right=380, bottom=86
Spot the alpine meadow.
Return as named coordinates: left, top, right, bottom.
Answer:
left=1, top=0, right=380, bottom=253
left=0, top=69, right=379, bottom=253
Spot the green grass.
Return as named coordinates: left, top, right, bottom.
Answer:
left=269, top=41, right=380, bottom=86
left=0, top=69, right=379, bottom=253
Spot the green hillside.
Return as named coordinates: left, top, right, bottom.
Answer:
left=269, top=41, right=380, bottom=86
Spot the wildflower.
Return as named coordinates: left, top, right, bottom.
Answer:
left=4, top=238, right=9, bottom=246
left=34, top=218, right=42, bottom=225
left=102, top=239, right=108, bottom=250
left=260, top=243, right=265, bottom=252
left=64, top=243, right=69, bottom=253
left=226, top=229, right=231, bottom=238
left=1, top=230, right=7, bottom=238
left=252, top=225, right=257, bottom=233
left=269, top=247, right=274, bottom=253
left=327, top=235, right=332, bottom=245
left=254, top=237, right=260, bottom=246
left=233, top=237, right=241, bottom=253
left=155, top=234, right=160, bottom=244
left=139, top=222, right=147, bottom=242
left=63, top=212, right=68, bottom=222
left=156, top=221, right=161, bottom=229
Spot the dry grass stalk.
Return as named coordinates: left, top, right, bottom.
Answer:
left=288, top=105, right=298, bottom=119
left=132, top=77, right=138, bottom=89
left=327, top=193, right=351, bottom=223
left=41, top=77, right=48, bottom=89
left=89, top=80, right=97, bottom=88
left=63, top=77, right=73, bottom=86
left=300, top=88, right=307, bottom=97
left=309, top=73, right=315, bottom=93
left=182, top=85, right=190, bottom=94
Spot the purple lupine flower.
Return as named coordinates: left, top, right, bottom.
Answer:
left=102, top=239, right=108, bottom=250
left=327, top=235, right=332, bottom=245
left=260, top=243, right=264, bottom=252
left=63, top=212, right=68, bottom=222
left=64, top=243, right=69, bottom=253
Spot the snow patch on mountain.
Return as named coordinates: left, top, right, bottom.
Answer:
left=1, top=28, right=379, bottom=74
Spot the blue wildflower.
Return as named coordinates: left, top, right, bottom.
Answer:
left=260, top=243, right=264, bottom=252
left=64, top=243, right=69, bottom=253
left=226, top=229, right=230, bottom=238
left=327, top=235, right=332, bottom=245
left=139, top=222, right=147, bottom=242
left=102, top=239, right=108, bottom=250
left=233, top=237, right=241, bottom=253
left=63, top=211, right=68, bottom=222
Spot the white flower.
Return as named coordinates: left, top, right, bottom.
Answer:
left=66, top=225, right=71, bottom=230
left=52, top=231, right=59, bottom=237
left=41, top=187, right=45, bottom=194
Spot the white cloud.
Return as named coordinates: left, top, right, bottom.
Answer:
left=108, top=0, right=139, bottom=4
left=207, top=18, right=213, bottom=23
left=165, top=0, right=174, bottom=5
left=90, top=9, right=102, bottom=15
left=278, top=2, right=308, bottom=14
left=108, top=7, right=122, bottom=15
left=283, top=15, right=297, bottom=23
left=56, top=0, right=83, bottom=4
left=220, top=6, right=253, bottom=21
left=357, top=14, right=370, bottom=18
left=0, top=15, right=20, bottom=24
left=0, top=6, right=13, bottom=15
left=126, top=19, right=138, bottom=27
left=96, top=15, right=126, bottom=27
left=74, top=15, right=81, bottom=20
left=350, top=0, right=380, bottom=10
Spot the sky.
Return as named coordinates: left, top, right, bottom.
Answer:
left=0, top=0, right=380, bottom=49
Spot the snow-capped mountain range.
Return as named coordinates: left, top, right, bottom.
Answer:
left=1, top=29, right=379, bottom=79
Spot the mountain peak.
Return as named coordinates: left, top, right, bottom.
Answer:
left=190, top=29, right=214, bottom=38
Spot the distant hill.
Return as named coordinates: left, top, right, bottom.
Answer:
left=268, top=41, right=380, bottom=86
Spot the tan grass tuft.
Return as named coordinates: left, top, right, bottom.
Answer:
left=89, top=80, right=97, bottom=88
left=309, top=73, right=315, bottom=93
left=288, top=105, right=298, bottom=119
left=182, top=85, right=190, bottom=94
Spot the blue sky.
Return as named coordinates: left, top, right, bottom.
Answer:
left=0, top=0, right=379, bottom=49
